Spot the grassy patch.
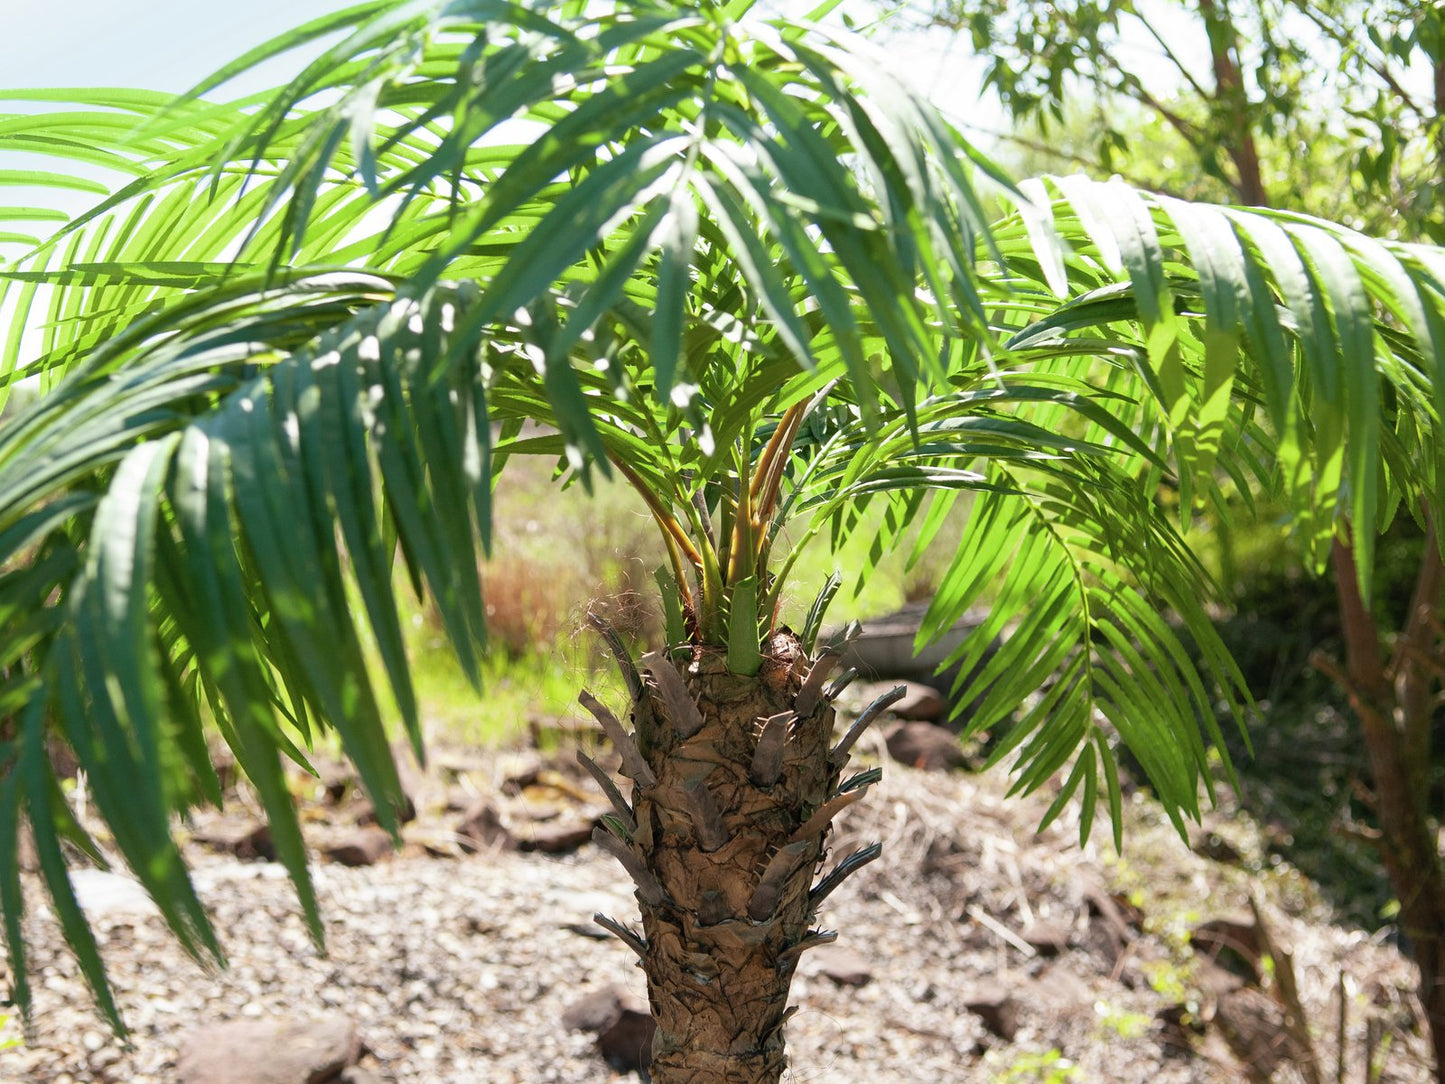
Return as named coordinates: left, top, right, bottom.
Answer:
left=386, top=461, right=965, bottom=747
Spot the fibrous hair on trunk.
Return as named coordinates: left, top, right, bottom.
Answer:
left=579, top=613, right=898, bottom=1084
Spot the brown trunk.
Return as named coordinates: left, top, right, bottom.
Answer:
left=1198, top=0, right=1268, bottom=206
left=1423, top=935, right=1445, bottom=1078
left=1328, top=539, right=1445, bottom=1080
left=1434, top=56, right=1445, bottom=177
left=580, top=625, right=884, bottom=1084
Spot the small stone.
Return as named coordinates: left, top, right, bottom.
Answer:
left=517, top=819, right=597, bottom=855
left=176, top=1014, right=361, bottom=1084
left=498, top=752, right=546, bottom=795
left=191, top=819, right=275, bottom=861
left=1028, top=964, right=1093, bottom=1010
left=455, top=798, right=516, bottom=852
left=889, top=681, right=947, bottom=721
left=806, top=945, right=873, bottom=987
left=883, top=721, right=966, bottom=772
left=322, top=827, right=394, bottom=868
left=563, top=985, right=636, bottom=1033
left=338, top=1069, right=386, bottom=1084
left=1189, top=827, right=1244, bottom=865
left=317, top=760, right=355, bottom=804
left=598, top=1003, right=654, bottom=1074
left=561, top=984, right=656, bottom=1071
left=408, top=828, right=464, bottom=859
left=70, top=870, right=160, bottom=919
left=1020, top=919, right=1071, bottom=956
left=962, top=982, right=1021, bottom=1040
left=1191, top=914, right=1262, bottom=982
left=354, top=790, right=418, bottom=829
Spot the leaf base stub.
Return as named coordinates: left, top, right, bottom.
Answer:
left=633, top=635, right=840, bottom=1083
left=584, top=629, right=889, bottom=1084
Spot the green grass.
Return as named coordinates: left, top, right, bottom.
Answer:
left=400, top=608, right=621, bottom=746
left=380, top=464, right=962, bottom=748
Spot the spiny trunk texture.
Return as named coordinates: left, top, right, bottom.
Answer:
left=580, top=626, right=884, bottom=1084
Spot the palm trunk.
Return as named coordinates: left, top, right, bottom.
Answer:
left=580, top=626, right=885, bottom=1084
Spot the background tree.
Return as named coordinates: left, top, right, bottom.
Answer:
left=4, top=1, right=1445, bottom=1080
left=922, top=0, right=1445, bottom=1073
left=927, top=0, right=1445, bottom=238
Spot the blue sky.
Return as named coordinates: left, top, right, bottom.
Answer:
left=1, top=0, right=349, bottom=92
left=0, top=1, right=988, bottom=116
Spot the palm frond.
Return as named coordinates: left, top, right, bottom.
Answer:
left=7, top=0, right=1445, bottom=1032
left=0, top=276, right=503, bottom=1015
left=999, top=175, right=1445, bottom=590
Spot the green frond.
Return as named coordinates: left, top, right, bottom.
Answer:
left=1000, top=175, right=1445, bottom=591
left=6, top=0, right=1445, bottom=1029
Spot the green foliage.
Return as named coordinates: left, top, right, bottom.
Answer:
left=929, top=0, right=1445, bottom=238
left=986, top=1047, right=1083, bottom=1084
left=1093, top=1001, right=1153, bottom=1041
left=1, top=0, right=1444, bottom=1032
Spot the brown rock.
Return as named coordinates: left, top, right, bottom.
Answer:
left=890, top=681, right=947, bottom=721
left=351, top=754, right=420, bottom=827
left=1212, top=985, right=1295, bottom=1083
left=1190, top=829, right=1244, bottom=865
left=1191, top=914, right=1262, bottom=983
left=598, top=1002, right=655, bottom=1074
left=806, top=944, right=873, bottom=987
left=563, top=985, right=635, bottom=1032
left=456, top=798, right=516, bottom=852
left=962, top=983, right=1021, bottom=1040
left=499, top=753, right=546, bottom=795
left=317, top=760, right=355, bottom=804
left=322, top=827, right=394, bottom=868
left=563, top=985, right=656, bottom=1074
left=192, top=818, right=275, bottom=861
left=176, top=1014, right=360, bottom=1084
left=883, top=721, right=965, bottom=772
left=354, top=789, right=418, bottom=828
left=1020, top=919, right=1071, bottom=956
left=517, top=819, right=597, bottom=854
left=1028, top=963, right=1093, bottom=1010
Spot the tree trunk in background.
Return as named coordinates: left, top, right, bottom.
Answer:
left=1329, top=538, right=1445, bottom=1080
left=1196, top=39, right=1445, bottom=1069
left=580, top=627, right=883, bottom=1084
left=1434, top=54, right=1445, bottom=180
left=1198, top=0, right=1268, bottom=206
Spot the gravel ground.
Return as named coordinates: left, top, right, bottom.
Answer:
left=0, top=748, right=1433, bottom=1084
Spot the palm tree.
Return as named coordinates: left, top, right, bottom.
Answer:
left=3, top=3, right=1444, bottom=1080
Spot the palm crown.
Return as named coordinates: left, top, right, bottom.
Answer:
left=2, top=0, right=1444, bottom=1077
